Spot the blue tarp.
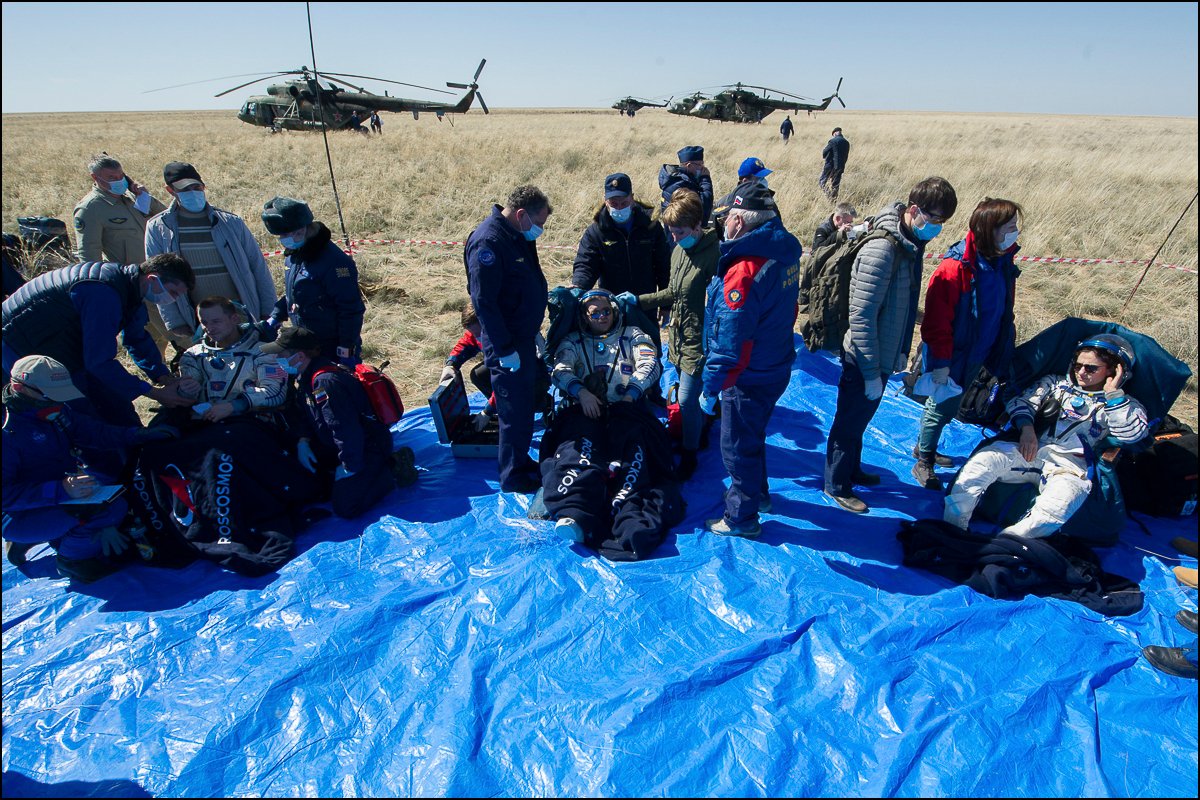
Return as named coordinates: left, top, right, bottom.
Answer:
left=3, top=343, right=1197, bottom=797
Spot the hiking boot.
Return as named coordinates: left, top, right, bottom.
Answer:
left=55, top=555, right=121, bottom=584
left=706, top=517, right=761, bottom=538
left=911, top=459, right=944, bottom=491
left=555, top=517, right=585, bottom=543
left=1170, top=536, right=1199, bottom=559
left=391, top=446, right=419, bottom=488
left=912, top=445, right=954, bottom=467
left=826, top=491, right=868, bottom=514
left=1177, top=609, right=1199, bottom=635
left=853, top=469, right=881, bottom=487
left=4, top=540, right=33, bottom=567
left=676, top=449, right=699, bottom=481
left=1142, top=645, right=1198, bottom=679
left=759, top=494, right=773, bottom=514
left=1173, top=566, right=1199, bottom=590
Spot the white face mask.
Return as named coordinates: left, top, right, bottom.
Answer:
left=145, top=276, right=174, bottom=306
left=997, top=228, right=1019, bottom=251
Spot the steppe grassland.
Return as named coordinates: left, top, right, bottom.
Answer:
left=2, top=109, right=1196, bottom=423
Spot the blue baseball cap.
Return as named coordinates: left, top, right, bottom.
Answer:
left=738, top=157, right=773, bottom=179
left=603, top=173, right=632, bottom=199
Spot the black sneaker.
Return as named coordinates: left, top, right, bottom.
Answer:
left=1178, top=609, right=1199, bottom=635
left=4, top=540, right=33, bottom=567
left=1170, top=536, right=1199, bottom=559
left=391, top=446, right=419, bottom=487
left=911, top=459, right=944, bottom=491
left=912, top=445, right=953, bottom=467
left=826, top=491, right=868, bottom=514
left=1142, top=645, right=1198, bottom=679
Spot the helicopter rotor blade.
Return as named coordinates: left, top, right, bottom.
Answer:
left=315, top=73, right=369, bottom=93
left=214, top=73, right=297, bottom=98
left=317, top=72, right=453, bottom=95
left=836, top=96, right=847, bottom=109
left=473, top=59, right=486, bottom=83
left=144, top=72, right=289, bottom=94
left=476, top=92, right=489, bottom=115
left=446, top=82, right=470, bottom=90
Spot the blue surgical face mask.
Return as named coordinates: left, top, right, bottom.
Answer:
left=608, top=205, right=632, bottom=224
left=912, top=219, right=943, bottom=241
left=145, top=276, right=174, bottom=305
left=523, top=215, right=543, bottom=241
left=105, top=177, right=129, bottom=196
left=678, top=234, right=698, bottom=249
left=279, top=233, right=306, bottom=250
left=177, top=190, right=207, bottom=213
left=997, top=229, right=1019, bottom=251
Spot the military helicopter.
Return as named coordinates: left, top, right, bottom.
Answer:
left=668, top=78, right=845, bottom=124
left=150, top=61, right=488, bottom=132
left=611, top=96, right=667, bottom=116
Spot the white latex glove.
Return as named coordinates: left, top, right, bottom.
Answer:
left=439, top=365, right=457, bottom=385
left=913, top=373, right=963, bottom=403
left=296, top=439, right=318, bottom=472
left=699, top=392, right=718, bottom=415
left=471, top=411, right=492, bottom=432
left=864, top=377, right=884, bottom=402
left=497, top=351, right=521, bottom=373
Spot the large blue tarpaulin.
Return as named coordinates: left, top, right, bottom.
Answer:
left=3, top=345, right=1197, bottom=797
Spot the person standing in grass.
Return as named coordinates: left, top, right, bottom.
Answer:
left=911, top=198, right=1023, bottom=490
left=819, top=127, right=850, bottom=201
left=464, top=185, right=552, bottom=494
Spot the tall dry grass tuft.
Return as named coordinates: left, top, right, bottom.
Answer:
left=2, top=108, right=1196, bottom=423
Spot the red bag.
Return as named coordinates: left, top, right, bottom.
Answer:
left=314, top=360, right=404, bottom=426
left=666, top=383, right=682, bottom=442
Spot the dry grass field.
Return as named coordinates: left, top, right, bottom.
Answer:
left=2, top=108, right=1196, bottom=424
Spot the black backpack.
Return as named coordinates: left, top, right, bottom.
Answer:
left=1116, top=416, right=1198, bottom=517
left=800, top=223, right=899, bottom=353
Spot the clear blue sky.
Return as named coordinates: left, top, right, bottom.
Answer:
left=2, top=2, right=1196, bottom=116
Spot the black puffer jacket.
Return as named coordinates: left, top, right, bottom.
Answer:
left=570, top=203, right=670, bottom=296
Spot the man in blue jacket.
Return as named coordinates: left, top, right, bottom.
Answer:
left=658, top=145, right=714, bottom=227
left=464, top=185, right=552, bottom=493
left=2, top=254, right=199, bottom=426
left=700, top=182, right=803, bottom=537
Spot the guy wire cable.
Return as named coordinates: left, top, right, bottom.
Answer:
left=307, top=1, right=352, bottom=252
left=1118, top=191, right=1197, bottom=321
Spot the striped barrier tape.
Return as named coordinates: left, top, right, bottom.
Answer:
left=262, top=238, right=1198, bottom=274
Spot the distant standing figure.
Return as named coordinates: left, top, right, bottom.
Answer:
left=370, top=112, right=382, bottom=135
left=819, top=127, right=850, bottom=200
left=780, top=115, right=794, bottom=144
left=348, top=111, right=368, bottom=135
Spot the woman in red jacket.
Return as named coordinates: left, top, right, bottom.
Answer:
left=912, top=198, right=1023, bottom=491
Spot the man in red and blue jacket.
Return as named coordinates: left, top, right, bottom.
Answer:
left=700, top=182, right=802, bottom=537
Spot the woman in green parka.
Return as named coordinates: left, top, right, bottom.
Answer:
left=629, top=189, right=720, bottom=479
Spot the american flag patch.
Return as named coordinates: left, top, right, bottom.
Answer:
left=260, top=363, right=286, bottom=381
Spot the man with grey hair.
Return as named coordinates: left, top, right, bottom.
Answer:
left=73, top=153, right=171, bottom=350
left=464, top=185, right=552, bottom=493
left=699, top=182, right=803, bottom=537
left=812, top=202, right=858, bottom=250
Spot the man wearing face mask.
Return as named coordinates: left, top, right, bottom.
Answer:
left=700, top=182, right=803, bottom=538
left=145, top=162, right=277, bottom=349
left=571, top=173, right=670, bottom=297
left=823, top=176, right=958, bottom=514
left=464, top=185, right=552, bottom=493
left=260, top=196, right=365, bottom=368
left=2, top=254, right=199, bottom=426
left=73, top=153, right=170, bottom=352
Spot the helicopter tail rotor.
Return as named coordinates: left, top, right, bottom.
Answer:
left=446, top=59, right=488, bottom=114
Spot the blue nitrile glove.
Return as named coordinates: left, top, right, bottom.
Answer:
left=497, top=351, right=521, bottom=372
left=615, top=292, right=638, bottom=307
left=699, top=392, right=718, bottom=415
left=296, top=439, right=318, bottom=473
left=334, top=465, right=355, bottom=481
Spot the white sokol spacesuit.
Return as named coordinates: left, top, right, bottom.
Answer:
left=944, top=335, right=1149, bottom=538
left=551, top=291, right=662, bottom=405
